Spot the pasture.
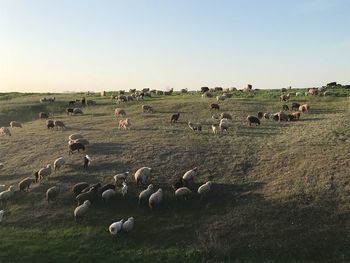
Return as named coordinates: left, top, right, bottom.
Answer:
left=0, top=89, right=350, bottom=262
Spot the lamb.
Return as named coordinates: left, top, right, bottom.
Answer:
left=66, top=108, right=74, bottom=115
left=0, top=186, right=15, bottom=202
left=54, top=157, right=65, bottom=171
left=74, top=200, right=91, bottom=221
left=10, top=121, right=22, bottom=128
left=257, top=112, right=263, bottom=119
left=115, top=108, right=126, bottom=117
left=183, top=167, right=198, bottom=182
left=69, top=143, right=85, bottom=155
left=54, top=120, right=66, bottom=129
left=73, top=108, right=83, bottom=115
left=291, top=102, right=301, bottom=111
left=211, top=125, right=218, bottom=134
left=220, top=112, right=232, bottom=120
left=149, top=188, right=163, bottom=209
left=121, top=182, right=128, bottom=197
left=0, top=210, right=4, bottom=223
left=118, top=118, right=131, bottom=130
left=69, top=133, right=83, bottom=141
left=198, top=181, right=213, bottom=196
left=142, top=105, right=154, bottom=113
left=76, top=187, right=98, bottom=205
left=0, top=127, right=11, bottom=136
left=134, top=167, right=152, bottom=186
left=101, top=189, right=117, bottom=202
left=109, top=219, right=124, bottom=235
left=210, top=103, right=220, bottom=110
left=247, top=115, right=260, bottom=126
left=188, top=122, right=202, bottom=132
left=138, top=184, right=154, bottom=204
left=113, top=171, right=130, bottom=185
left=18, top=177, right=35, bottom=192
left=122, top=217, right=134, bottom=232
left=38, top=164, right=52, bottom=181
left=170, top=113, right=180, bottom=123
left=39, top=112, right=49, bottom=119
left=299, top=104, right=309, bottom=113
left=46, top=185, right=61, bottom=203
left=46, top=120, right=54, bottom=129
left=72, top=182, right=89, bottom=196
left=175, top=187, right=192, bottom=200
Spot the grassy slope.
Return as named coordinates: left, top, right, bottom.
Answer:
left=0, top=90, right=349, bottom=262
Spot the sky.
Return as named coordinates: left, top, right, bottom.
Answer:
left=0, top=0, right=349, bottom=93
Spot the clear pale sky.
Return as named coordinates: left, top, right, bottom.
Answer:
left=0, top=0, right=349, bottom=92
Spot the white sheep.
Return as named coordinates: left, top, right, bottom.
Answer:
left=149, top=188, right=163, bottom=209
left=134, top=167, right=152, bottom=186
left=198, top=181, right=212, bottom=196
left=138, top=184, right=154, bottom=204
left=102, top=189, right=117, bottom=202
left=109, top=219, right=124, bottom=235
left=182, top=167, right=198, bottom=182
left=46, top=185, right=61, bottom=203
left=121, top=182, right=128, bottom=197
left=69, top=133, right=83, bottom=141
left=0, top=127, right=11, bottom=136
left=38, top=164, right=52, bottom=180
left=113, top=171, right=130, bottom=185
left=0, top=186, right=15, bottom=202
left=0, top=210, right=4, bottom=223
left=54, top=157, right=65, bottom=171
left=175, top=187, right=192, bottom=200
left=122, top=217, right=134, bottom=232
left=74, top=200, right=91, bottom=221
left=10, top=121, right=22, bottom=128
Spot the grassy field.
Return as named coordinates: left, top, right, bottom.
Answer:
left=0, top=89, right=350, bottom=262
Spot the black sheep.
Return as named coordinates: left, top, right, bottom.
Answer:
left=69, top=143, right=85, bottom=155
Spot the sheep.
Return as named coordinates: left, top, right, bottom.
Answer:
left=98, top=184, right=115, bottom=196
left=216, top=95, right=226, bottom=101
left=72, top=182, right=89, bottom=196
left=175, top=187, right=192, bottom=200
left=39, top=112, right=49, bottom=119
left=0, top=185, right=5, bottom=192
left=0, top=186, right=15, bottom=203
left=198, top=181, right=212, bottom=196
left=46, top=185, right=61, bottom=203
left=263, top=113, right=270, bottom=119
left=247, top=115, right=260, bottom=126
left=295, top=92, right=302, bottom=96
left=0, top=127, right=11, bottom=136
left=69, top=138, right=90, bottom=146
left=202, top=92, right=212, bottom=98
left=115, top=108, right=126, bottom=117
left=113, top=171, right=130, bottom=185
left=299, top=104, right=309, bottom=113
left=219, top=118, right=231, bottom=132
left=0, top=210, right=4, bottom=223
left=10, top=121, right=22, bottom=128
left=83, top=155, right=91, bottom=170
left=18, top=177, right=35, bottom=192
left=54, top=157, right=65, bottom=171
left=73, top=108, right=83, bottom=115
left=277, top=111, right=289, bottom=121
left=109, top=219, right=124, bottom=235
left=280, top=93, right=290, bottom=102
left=282, top=104, right=289, bottom=111
left=121, top=182, right=128, bottom=197
left=138, top=184, right=154, bottom=204
left=142, top=105, right=154, bottom=113
left=188, top=122, right=202, bottom=132
left=118, top=118, right=131, bottom=130
left=69, top=143, right=85, bottom=155
left=66, top=108, right=74, bottom=115
left=69, top=133, right=83, bottom=141
left=76, top=187, right=98, bottom=205
left=211, top=125, right=218, bottom=134
left=183, top=167, right=198, bottom=182
left=220, top=112, right=232, bottom=120
left=101, top=189, right=117, bottom=202
left=46, top=120, right=55, bottom=129
left=170, top=113, right=180, bottom=123
left=38, top=164, right=52, bottom=181
left=54, top=120, right=66, bottom=129
left=257, top=112, right=263, bottom=119
left=74, top=200, right=91, bottom=221
left=291, top=102, right=301, bottom=111
left=287, top=114, right=296, bottom=121
left=149, top=188, right=163, bottom=209
left=291, top=111, right=301, bottom=120
left=134, top=167, right=152, bottom=186
left=210, top=103, right=220, bottom=110
left=122, top=217, right=134, bottom=233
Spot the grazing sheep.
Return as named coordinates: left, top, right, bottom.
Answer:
left=272, top=113, right=279, bottom=121
left=134, top=167, right=152, bottom=186
left=38, top=164, right=52, bottom=181
left=81, top=183, right=101, bottom=194
left=170, top=113, right=180, bottom=123
left=291, top=111, right=301, bottom=120
left=113, top=171, right=130, bottom=185
left=287, top=114, right=296, bottom=121
left=175, top=187, right=192, bottom=200
left=282, top=104, right=289, bottom=111
left=73, top=108, right=83, bottom=115
left=280, top=93, right=290, bottom=102
left=183, top=167, right=198, bottom=182
left=115, top=108, right=126, bottom=117
left=66, top=108, right=74, bottom=115
left=277, top=111, right=289, bottom=121
left=69, top=143, right=85, bottom=155
left=73, top=182, right=89, bottom=196
left=247, top=115, right=260, bottom=126
left=46, top=186, right=61, bottom=203
left=46, top=120, right=55, bottom=129
left=263, top=113, right=270, bottom=119
left=76, top=187, right=98, bottom=205
left=39, top=112, right=49, bottom=119
left=291, top=102, right=301, bottom=111
left=138, top=184, right=154, bottom=204
left=83, top=155, right=91, bottom=170
left=74, top=200, right=91, bottom=221
left=54, top=120, right=66, bottom=129
left=69, top=133, right=83, bottom=141
left=101, top=189, right=117, bottom=202
left=220, top=112, right=232, bottom=120
left=149, top=188, right=163, bottom=209
left=121, top=182, right=128, bottom=197
left=210, top=103, right=220, bottom=110
left=142, top=105, right=154, bottom=113
left=18, top=177, right=35, bottom=192
left=109, top=219, right=124, bottom=235
left=0, top=210, right=4, bottom=223
left=10, top=121, right=22, bottom=128
left=98, top=184, right=115, bottom=196
left=219, top=118, right=231, bottom=132
left=0, top=185, right=5, bottom=192
left=188, top=122, right=202, bottom=132
left=211, top=125, right=218, bottom=134
left=122, top=217, right=134, bottom=233
left=0, top=127, right=11, bottom=136
left=118, top=118, right=131, bottom=130
left=0, top=186, right=15, bottom=202
left=257, top=112, right=263, bottom=119
left=198, top=181, right=212, bottom=196
left=299, top=104, right=309, bottom=113
left=54, top=157, right=65, bottom=171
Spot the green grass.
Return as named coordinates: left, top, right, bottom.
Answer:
left=0, top=88, right=350, bottom=262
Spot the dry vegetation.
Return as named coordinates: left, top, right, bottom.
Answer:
left=0, top=90, right=350, bottom=262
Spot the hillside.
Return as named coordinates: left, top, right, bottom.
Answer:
left=0, top=90, right=350, bottom=262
